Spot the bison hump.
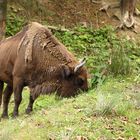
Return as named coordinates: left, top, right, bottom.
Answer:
left=17, top=22, right=76, bottom=65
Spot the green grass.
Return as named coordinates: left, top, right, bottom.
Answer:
left=0, top=77, right=140, bottom=140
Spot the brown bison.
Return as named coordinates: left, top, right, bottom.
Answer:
left=0, top=22, right=88, bottom=118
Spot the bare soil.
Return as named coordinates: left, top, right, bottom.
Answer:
left=41, top=0, right=120, bottom=28
left=9, top=0, right=140, bottom=40
left=40, top=0, right=140, bottom=41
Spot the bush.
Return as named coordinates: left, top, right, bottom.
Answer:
left=6, top=12, right=26, bottom=36
left=109, top=40, right=131, bottom=76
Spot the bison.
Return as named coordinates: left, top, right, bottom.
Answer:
left=0, top=22, right=88, bottom=118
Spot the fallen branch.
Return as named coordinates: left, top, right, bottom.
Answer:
left=91, top=0, right=102, bottom=4
left=47, top=25, right=74, bottom=34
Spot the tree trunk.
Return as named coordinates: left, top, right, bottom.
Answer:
left=0, top=0, right=7, bottom=41
left=119, top=0, right=137, bottom=28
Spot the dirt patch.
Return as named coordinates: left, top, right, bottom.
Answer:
left=126, top=84, right=140, bottom=109
left=9, top=0, right=140, bottom=40
left=41, top=0, right=120, bottom=28
left=40, top=0, right=140, bottom=40
left=126, top=84, right=140, bottom=94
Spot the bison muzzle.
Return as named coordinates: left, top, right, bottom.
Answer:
left=0, top=22, right=88, bottom=118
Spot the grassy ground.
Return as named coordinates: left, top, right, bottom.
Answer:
left=0, top=77, right=140, bottom=140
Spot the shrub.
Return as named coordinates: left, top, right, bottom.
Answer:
left=6, top=12, right=25, bottom=36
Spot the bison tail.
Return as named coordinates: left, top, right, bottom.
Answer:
left=0, top=81, right=4, bottom=107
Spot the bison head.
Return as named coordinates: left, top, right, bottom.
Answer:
left=30, top=59, right=88, bottom=99
left=59, top=58, right=88, bottom=97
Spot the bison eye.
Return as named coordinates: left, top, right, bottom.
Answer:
left=77, top=78, right=84, bottom=86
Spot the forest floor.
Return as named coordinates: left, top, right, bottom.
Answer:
left=9, top=0, right=140, bottom=41
left=40, top=0, right=140, bottom=41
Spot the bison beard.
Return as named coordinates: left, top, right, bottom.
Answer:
left=0, top=22, right=88, bottom=118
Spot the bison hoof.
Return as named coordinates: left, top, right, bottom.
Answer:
left=12, top=112, right=18, bottom=118
left=25, top=108, right=32, bottom=114
left=1, top=113, right=9, bottom=119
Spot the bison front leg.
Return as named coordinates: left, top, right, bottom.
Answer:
left=25, top=95, right=36, bottom=114
left=0, top=81, right=4, bottom=107
left=1, top=85, right=13, bottom=118
left=13, top=77, right=24, bottom=117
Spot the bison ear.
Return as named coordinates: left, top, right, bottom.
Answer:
left=61, top=65, right=71, bottom=79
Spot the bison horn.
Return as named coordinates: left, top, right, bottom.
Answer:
left=74, top=58, right=86, bottom=73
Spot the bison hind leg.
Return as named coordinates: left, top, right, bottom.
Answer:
left=25, top=95, right=37, bottom=114
left=1, top=85, right=13, bottom=119
left=0, top=81, right=4, bottom=107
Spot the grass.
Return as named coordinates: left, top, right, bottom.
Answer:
left=0, top=77, right=140, bottom=140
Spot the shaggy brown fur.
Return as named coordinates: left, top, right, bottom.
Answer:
left=0, top=22, right=88, bottom=118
